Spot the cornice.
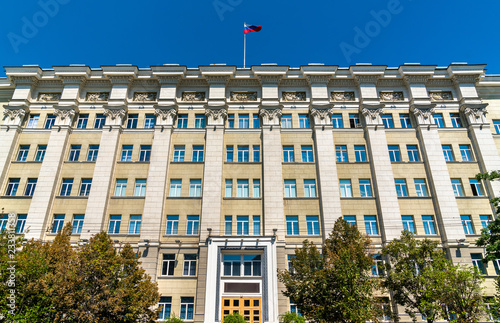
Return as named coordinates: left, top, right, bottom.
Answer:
left=227, top=79, right=260, bottom=87
left=451, top=74, right=480, bottom=84
left=328, top=79, right=356, bottom=87
left=130, top=79, right=159, bottom=87
left=377, top=78, right=405, bottom=87
left=426, top=79, right=454, bottom=87
left=204, top=75, right=231, bottom=85
left=179, top=79, right=208, bottom=87
left=403, top=75, right=431, bottom=85
left=279, top=79, right=308, bottom=87
left=354, top=74, right=381, bottom=85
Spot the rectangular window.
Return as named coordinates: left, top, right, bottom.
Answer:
left=306, top=216, right=319, bottom=235
left=44, top=114, right=56, bottom=129
left=281, top=114, right=292, bottom=128
left=226, top=146, right=233, bottom=162
left=471, top=253, right=486, bottom=274
left=5, top=178, right=20, bottom=196
left=469, top=179, right=484, bottom=196
left=121, top=145, right=133, bottom=162
left=186, top=216, right=199, bottom=235
left=223, top=254, right=241, bottom=276
left=144, top=114, right=156, bottom=129
left=344, top=215, right=356, bottom=226
left=450, top=113, right=462, bottom=128
left=162, top=254, right=176, bottom=276
left=27, top=114, right=39, bottom=128
left=126, top=114, right=138, bottom=129
left=194, top=114, right=205, bottom=128
left=16, top=214, right=27, bottom=234
left=336, top=145, right=348, bottom=162
left=461, top=215, right=474, bottom=235
left=354, top=146, right=367, bottom=162
left=72, top=214, right=84, bottom=234
left=108, top=215, right=121, bottom=234
left=494, top=120, right=500, bottom=134
left=290, top=299, right=301, bottom=315
left=17, top=145, right=30, bottom=161
left=225, top=216, right=232, bottom=235
left=395, top=179, right=408, bottom=197
left=422, top=215, right=436, bottom=235
left=340, top=179, right=352, bottom=197
left=134, top=179, right=147, bottom=196
left=459, top=145, right=473, bottom=161
left=192, top=145, right=204, bottom=162
left=364, top=215, right=378, bottom=235
left=414, top=179, right=428, bottom=197
left=158, top=297, right=172, bottom=320
left=60, top=178, right=73, bottom=196
left=480, top=215, right=492, bottom=229
left=35, top=145, right=47, bottom=161
left=237, top=146, right=249, bottom=162
left=286, top=216, right=299, bottom=235
left=68, top=145, right=81, bottom=161
left=349, top=113, right=360, bottom=128
left=388, top=145, right=401, bottom=162
left=332, top=114, right=343, bottom=128
left=87, top=145, right=99, bottom=161
left=253, top=216, right=260, bottom=235
left=166, top=215, right=179, bottom=235
left=253, top=114, right=260, bottom=128
left=225, top=179, right=233, bottom=197
left=177, top=114, right=188, bottom=128
left=399, top=114, right=411, bottom=128
left=451, top=179, right=464, bottom=197
left=301, top=145, right=313, bottom=162
left=284, top=180, right=297, bottom=198
left=304, top=179, right=316, bottom=197
left=407, top=145, right=420, bottom=162
left=76, top=114, right=88, bottom=129
left=115, top=179, right=127, bottom=196
left=299, top=114, right=310, bottom=128
left=253, top=179, right=260, bottom=198
left=253, top=145, right=260, bottom=162
left=372, top=255, right=384, bottom=276
left=237, top=216, right=249, bottom=235
left=238, top=114, right=249, bottom=128
left=237, top=179, right=249, bottom=197
left=228, top=114, right=235, bottom=128
left=128, top=215, right=141, bottom=234
left=433, top=113, right=444, bottom=127
left=283, top=146, right=295, bottom=162
left=183, top=254, right=197, bottom=276
left=173, top=146, right=185, bottom=162
left=52, top=214, right=65, bottom=233
left=402, top=215, right=415, bottom=233
left=189, top=180, right=202, bottom=197
left=0, top=215, right=8, bottom=231
left=381, top=114, right=394, bottom=128
left=24, top=178, right=37, bottom=196
left=139, top=145, right=151, bottom=162
left=79, top=178, right=92, bottom=196
left=359, top=179, right=372, bottom=197
left=94, top=114, right=106, bottom=129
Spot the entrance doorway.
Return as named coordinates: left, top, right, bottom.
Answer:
left=221, top=297, right=261, bottom=323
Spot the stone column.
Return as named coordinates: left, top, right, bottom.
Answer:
left=0, top=107, right=26, bottom=191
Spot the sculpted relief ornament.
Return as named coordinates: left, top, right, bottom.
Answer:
left=155, top=108, right=177, bottom=121
left=86, top=92, right=109, bottom=102
left=3, top=108, right=26, bottom=121
left=104, top=108, right=126, bottom=120
left=429, top=91, right=453, bottom=101
left=310, top=107, right=333, bottom=126
left=282, top=91, right=306, bottom=101
left=205, top=108, right=228, bottom=121
left=54, top=108, right=76, bottom=121
left=331, top=91, right=355, bottom=101
left=361, top=107, right=384, bottom=120
left=464, top=106, right=488, bottom=119
left=230, top=92, right=258, bottom=101
left=182, top=92, right=206, bottom=101
left=133, top=92, right=157, bottom=102
left=38, top=93, right=61, bottom=102
left=379, top=91, right=404, bottom=101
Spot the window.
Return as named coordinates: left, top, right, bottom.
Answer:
left=449, top=179, right=464, bottom=197
left=177, top=114, right=188, bottom=128
left=381, top=114, right=394, bottom=128
left=23, top=178, right=37, bottom=197
left=72, top=214, right=84, bottom=234
left=359, top=179, right=372, bottom=197
left=253, top=179, right=260, bottom=198
left=76, top=114, right=88, bottom=129
left=162, top=254, right=176, bottom=276
left=286, top=216, right=299, bottom=235
left=225, top=179, right=233, bottom=197
left=450, top=113, right=462, bottom=127
left=52, top=214, right=65, bottom=233
left=223, top=254, right=261, bottom=277
left=480, top=215, right=492, bottom=229
left=471, top=253, right=486, bottom=274
left=5, top=178, right=20, bottom=196
left=108, top=215, right=121, bottom=234
left=237, top=216, right=249, bottom=235
left=281, top=114, right=292, bottom=128
left=94, top=114, right=105, bottom=129
left=400, top=114, right=411, bottom=128
left=166, top=216, right=179, bottom=234
left=114, top=179, right=127, bottom=196
left=237, top=179, right=249, bottom=197
left=253, top=114, right=260, bottom=128
left=126, top=114, right=138, bottom=129
left=395, top=179, right=408, bottom=197
left=226, top=146, right=234, bottom=162
left=283, top=146, right=295, bottom=162
left=388, top=145, right=401, bottom=162
left=459, top=145, right=473, bottom=161
left=306, top=216, right=319, bottom=235
left=284, top=180, right=297, bottom=197
left=253, top=145, right=260, bottom=162
left=17, top=145, right=29, bottom=161
left=60, top=178, right=73, bottom=196
left=186, top=216, right=199, bottom=235
left=128, top=215, right=141, bottom=234
left=68, top=145, right=81, bottom=161
left=422, top=215, right=436, bottom=235
left=290, top=299, right=301, bottom=315
left=79, top=178, right=92, bottom=197
left=16, top=214, right=27, bottom=234
left=44, top=114, right=56, bottom=129
left=239, top=114, right=249, bottom=128
left=433, top=113, right=444, bottom=127
left=194, top=114, right=205, bottom=128
left=407, top=145, right=420, bottom=162
left=121, top=145, right=133, bottom=161
left=253, top=216, right=260, bottom=235
left=87, top=145, right=99, bottom=161
left=134, top=179, right=147, bottom=196
left=183, top=254, right=197, bottom=276
left=139, top=145, right=151, bottom=162
left=344, top=215, right=356, bottom=226
left=27, top=114, right=39, bottom=128
left=349, top=113, right=360, bottom=128
left=225, top=216, right=232, bottom=235
left=223, top=254, right=241, bottom=276
left=354, top=146, right=367, bottom=162
left=494, top=120, right=500, bottom=134
left=158, top=297, right=172, bottom=320
left=192, top=145, right=204, bottom=162
left=227, top=114, right=235, bottom=128
left=35, top=145, right=47, bottom=161
left=402, top=215, right=415, bottom=233
left=304, top=180, right=316, bottom=197
left=244, top=255, right=261, bottom=276
left=414, top=179, right=428, bottom=197
left=237, top=146, right=249, bottom=162
left=372, top=255, right=384, bottom=276
left=144, top=114, right=156, bottom=129
left=288, top=255, right=296, bottom=273
left=299, top=114, right=310, bottom=128
left=332, top=114, right=343, bottom=128
left=336, top=145, right=348, bottom=162
left=461, top=215, right=474, bottom=235
left=364, top=215, right=378, bottom=235
left=340, top=179, right=352, bottom=197
left=173, top=146, right=185, bottom=162
left=0, top=214, right=7, bottom=232
left=469, top=179, right=484, bottom=196
left=301, top=146, right=313, bottom=162
left=189, top=180, right=202, bottom=197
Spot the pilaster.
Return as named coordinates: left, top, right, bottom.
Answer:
left=0, top=107, right=25, bottom=192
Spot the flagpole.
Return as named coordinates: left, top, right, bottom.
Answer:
left=243, top=23, right=246, bottom=68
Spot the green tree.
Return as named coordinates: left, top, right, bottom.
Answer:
left=165, top=314, right=185, bottom=323
left=280, top=311, right=306, bottom=323
left=223, top=312, right=246, bottom=323
left=476, top=171, right=500, bottom=261
left=278, top=218, right=382, bottom=323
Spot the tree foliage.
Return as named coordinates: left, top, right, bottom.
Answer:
left=476, top=171, right=500, bottom=262
left=223, top=312, right=247, bottom=323
left=278, top=218, right=382, bottom=323
left=280, top=311, right=306, bottom=323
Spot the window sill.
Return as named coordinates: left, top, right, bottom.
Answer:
left=284, top=197, right=319, bottom=200
left=117, top=161, right=150, bottom=164
left=224, top=197, right=261, bottom=200
left=282, top=162, right=316, bottom=165
left=224, top=162, right=261, bottom=165
left=455, top=196, right=488, bottom=199
left=110, top=196, right=145, bottom=199
left=0, top=196, right=32, bottom=199
left=340, top=197, right=376, bottom=200
left=397, top=196, right=433, bottom=199
left=11, top=161, right=43, bottom=164
left=166, top=196, right=202, bottom=199
left=157, top=276, right=198, bottom=279
left=285, top=234, right=321, bottom=238
left=390, top=161, right=425, bottom=164
left=446, top=161, right=477, bottom=164
left=171, top=161, right=204, bottom=164
left=162, top=234, right=201, bottom=238
left=55, top=196, right=88, bottom=199
left=64, top=161, right=97, bottom=164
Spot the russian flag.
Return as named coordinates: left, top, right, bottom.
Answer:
left=244, top=24, right=262, bottom=33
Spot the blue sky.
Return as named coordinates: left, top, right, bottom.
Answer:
left=0, top=0, right=499, bottom=77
